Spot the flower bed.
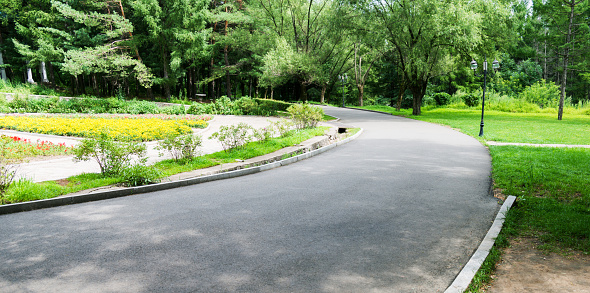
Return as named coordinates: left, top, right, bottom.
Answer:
left=1, top=135, right=71, bottom=162
left=0, top=114, right=210, bottom=141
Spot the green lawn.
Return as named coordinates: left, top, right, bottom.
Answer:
left=356, top=106, right=590, bottom=145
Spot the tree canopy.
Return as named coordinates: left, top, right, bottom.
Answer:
left=1, top=0, right=589, bottom=117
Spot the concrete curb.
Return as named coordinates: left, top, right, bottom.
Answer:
left=444, top=195, right=517, bottom=293
left=0, top=128, right=363, bottom=215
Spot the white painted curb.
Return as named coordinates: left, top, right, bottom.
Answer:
left=445, top=195, right=517, bottom=293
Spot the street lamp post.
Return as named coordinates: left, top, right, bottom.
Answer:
left=339, top=73, right=348, bottom=107
left=471, top=56, right=499, bottom=137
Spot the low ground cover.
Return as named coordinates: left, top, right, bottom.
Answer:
left=0, top=114, right=210, bottom=141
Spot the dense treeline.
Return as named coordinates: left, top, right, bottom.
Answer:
left=1, top=0, right=589, bottom=117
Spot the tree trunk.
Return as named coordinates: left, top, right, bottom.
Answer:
left=357, top=84, right=364, bottom=107
left=558, top=1, right=576, bottom=121
left=0, top=30, right=6, bottom=81
left=40, top=62, right=49, bottom=83
left=163, top=51, right=171, bottom=100
left=410, top=81, right=427, bottom=115
left=0, top=51, right=6, bottom=81
left=300, top=82, right=307, bottom=101
left=224, top=46, right=232, bottom=98
left=396, top=82, right=406, bottom=111
left=48, top=62, right=55, bottom=87
left=320, top=84, right=327, bottom=104
left=26, top=62, right=35, bottom=84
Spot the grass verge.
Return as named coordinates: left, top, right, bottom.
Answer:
left=4, top=127, right=328, bottom=204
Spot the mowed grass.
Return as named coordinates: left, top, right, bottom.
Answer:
left=356, top=106, right=590, bottom=145
left=490, top=146, right=590, bottom=253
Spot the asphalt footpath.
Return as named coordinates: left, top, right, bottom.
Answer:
left=0, top=107, right=500, bottom=293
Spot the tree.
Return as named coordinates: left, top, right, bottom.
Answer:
left=369, top=0, right=509, bottom=115
left=536, top=0, right=590, bottom=120
left=48, top=0, right=153, bottom=94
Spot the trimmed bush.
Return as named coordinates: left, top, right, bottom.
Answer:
left=432, top=92, right=452, bottom=106
left=462, top=93, right=480, bottom=107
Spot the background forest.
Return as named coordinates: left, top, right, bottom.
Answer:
left=1, top=0, right=589, bottom=118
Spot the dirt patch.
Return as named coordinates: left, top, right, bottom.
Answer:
left=487, top=237, right=590, bottom=293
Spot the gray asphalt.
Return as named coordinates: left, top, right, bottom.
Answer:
left=0, top=107, right=499, bottom=293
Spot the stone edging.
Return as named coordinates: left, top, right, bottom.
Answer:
left=0, top=128, right=363, bottom=215
left=444, top=195, right=517, bottom=293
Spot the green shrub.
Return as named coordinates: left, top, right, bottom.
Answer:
left=0, top=157, right=17, bottom=204
left=119, top=165, right=161, bottom=187
left=432, top=92, right=452, bottom=106
left=519, top=79, right=560, bottom=108
left=234, top=96, right=259, bottom=115
left=124, top=100, right=161, bottom=114
left=269, top=119, right=294, bottom=137
left=157, top=133, right=203, bottom=161
left=286, top=103, right=324, bottom=129
left=461, top=93, right=480, bottom=107
left=160, top=105, right=187, bottom=115
left=209, top=123, right=254, bottom=151
left=254, top=98, right=292, bottom=112
left=72, top=133, right=147, bottom=176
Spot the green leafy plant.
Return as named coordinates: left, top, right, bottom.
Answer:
left=519, top=79, right=560, bottom=108
left=269, top=119, right=294, bottom=137
left=0, top=156, right=17, bottom=204
left=432, top=92, right=452, bottom=106
left=252, top=125, right=274, bottom=141
left=157, top=133, right=203, bottom=161
left=72, top=132, right=147, bottom=176
left=209, top=123, right=254, bottom=151
left=461, top=93, right=480, bottom=107
left=286, top=103, right=324, bottom=129
left=119, top=165, right=161, bottom=187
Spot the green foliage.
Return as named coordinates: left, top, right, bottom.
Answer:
left=186, top=97, right=292, bottom=116
left=119, top=165, right=161, bottom=187
left=0, top=157, right=18, bottom=204
left=286, top=103, right=324, bottom=129
left=4, top=178, right=62, bottom=203
left=72, top=133, right=147, bottom=176
left=157, top=133, right=203, bottom=161
left=432, top=92, right=452, bottom=106
left=519, top=80, right=561, bottom=108
left=209, top=123, right=255, bottom=152
left=268, top=119, right=295, bottom=137
left=461, top=93, right=480, bottom=107
left=491, top=146, right=590, bottom=253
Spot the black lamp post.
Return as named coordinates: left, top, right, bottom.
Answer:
left=471, top=56, right=499, bottom=137
left=339, top=73, right=348, bottom=107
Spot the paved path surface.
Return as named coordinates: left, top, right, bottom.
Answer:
left=3, top=115, right=284, bottom=182
left=0, top=107, right=500, bottom=293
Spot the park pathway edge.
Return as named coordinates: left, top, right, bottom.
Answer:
left=0, top=128, right=363, bottom=215
left=445, top=195, right=517, bottom=293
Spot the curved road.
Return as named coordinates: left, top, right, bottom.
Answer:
left=0, top=107, right=499, bottom=293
